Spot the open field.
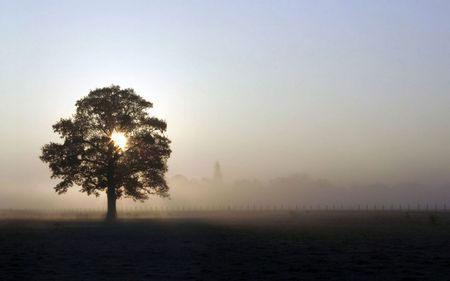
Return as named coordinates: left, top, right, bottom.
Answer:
left=1, top=211, right=450, bottom=280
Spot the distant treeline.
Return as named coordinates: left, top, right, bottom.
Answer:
left=166, top=173, right=450, bottom=208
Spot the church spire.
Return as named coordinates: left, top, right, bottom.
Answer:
left=213, top=161, right=223, bottom=183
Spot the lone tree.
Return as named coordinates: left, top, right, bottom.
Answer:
left=40, top=85, right=171, bottom=220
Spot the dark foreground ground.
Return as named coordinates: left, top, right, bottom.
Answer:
left=1, top=211, right=450, bottom=280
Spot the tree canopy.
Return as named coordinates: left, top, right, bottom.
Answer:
left=40, top=85, right=171, bottom=218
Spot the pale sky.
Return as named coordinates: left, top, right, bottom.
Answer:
left=1, top=0, right=450, bottom=208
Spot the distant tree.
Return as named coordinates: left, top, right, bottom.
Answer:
left=40, top=85, right=171, bottom=220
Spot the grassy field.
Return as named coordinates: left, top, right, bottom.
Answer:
left=1, top=211, right=450, bottom=280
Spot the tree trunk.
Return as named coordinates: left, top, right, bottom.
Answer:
left=106, top=186, right=117, bottom=221
left=106, top=141, right=117, bottom=221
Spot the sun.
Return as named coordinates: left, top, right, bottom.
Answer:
left=111, top=131, right=127, bottom=150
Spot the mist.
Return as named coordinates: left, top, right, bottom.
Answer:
left=2, top=162, right=449, bottom=210
left=1, top=1, right=450, bottom=210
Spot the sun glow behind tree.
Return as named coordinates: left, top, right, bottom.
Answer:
left=111, top=131, right=127, bottom=150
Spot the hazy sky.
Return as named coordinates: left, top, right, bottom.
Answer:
left=1, top=1, right=450, bottom=207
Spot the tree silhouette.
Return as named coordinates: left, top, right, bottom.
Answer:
left=40, top=85, right=171, bottom=220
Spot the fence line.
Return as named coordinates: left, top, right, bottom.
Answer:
left=1, top=203, right=450, bottom=213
